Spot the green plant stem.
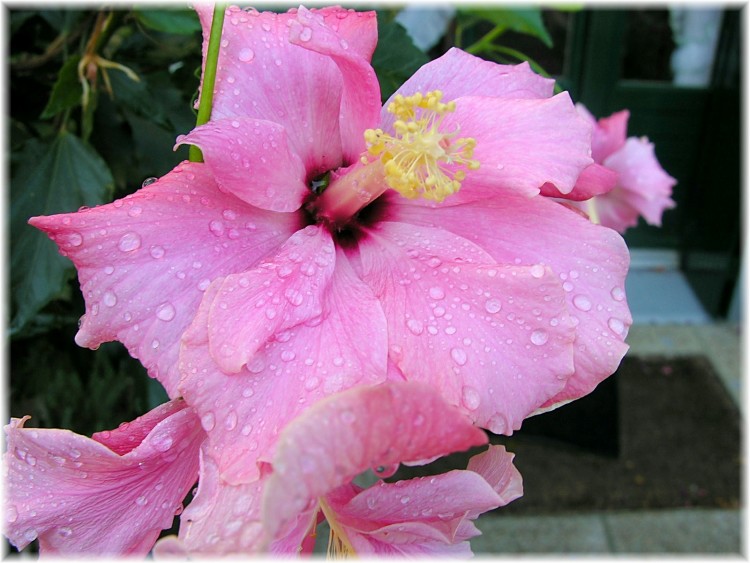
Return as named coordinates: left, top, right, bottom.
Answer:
left=464, top=24, right=506, bottom=55
left=189, top=3, right=226, bottom=163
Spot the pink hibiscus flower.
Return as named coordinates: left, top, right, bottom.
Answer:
left=155, top=381, right=521, bottom=557
left=567, top=105, right=677, bottom=233
left=30, top=5, right=630, bottom=478
left=4, top=399, right=204, bottom=556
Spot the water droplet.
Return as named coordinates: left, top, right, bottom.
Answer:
left=450, top=347, right=468, bottom=366
left=141, top=177, right=157, bottom=187
left=209, top=220, right=225, bottom=236
left=530, top=329, right=549, bottom=346
left=128, top=206, right=143, bottom=217
left=298, top=26, right=312, bottom=41
left=225, top=411, right=238, bottom=431
left=461, top=386, right=481, bottom=410
left=281, top=350, right=296, bottom=362
left=332, top=357, right=344, bottom=367
left=150, top=245, right=165, bottom=259
left=238, top=48, right=255, bottom=62
left=23, top=529, right=38, bottom=542
left=153, top=435, right=173, bottom=452
left=222, top=209, right=238, bottom=220
left=265, top=308, right=276, bottom=320
left=573, top=294, right=592, bottom=312
left=484, top=298, right=502, bottom=314
left=7, top=506, right=18, bottom=523
left=400, top=495, right=410, bottom=504
left=608, top=317, right=625, bottom=335
left=135, top=496, right=148, bottom=506
left=65, top=232, right=83, bottom=247
left=284, top=288, right=304, bottom=306
left=530, top=264, right=545, bottom=278
left=304, top=376, right=320, bottom=390
left=201, top=412, right=216, bottom=431
left=118, top=232, right=142, bottom=252
left=156, top=302, right=176, bottom=322
left=611, top=286, right=626, bottom=302
left=429, top=286, right=445, bottom=300
left=406, top=318, right=424, bottom=335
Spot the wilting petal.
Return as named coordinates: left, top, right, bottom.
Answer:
left=290, top=7, right=381, bottom=163
left=4, top=400, right=203, bottom=556
left=29, top=162, right=301, bottom=397
left=195, top=5, right=352, bottom=174
left=390, top=193, right=631, bottom=410
left=262, top=381, right=487, bottom=543
left=381, top=48, right=554, bottom=132
left=179, top=246, right=387, bottom=484
left=177, top=118, right=308, bottom=212
left=601, top=137, right=677, bottom=227
left=204, top=225, right=335, bottom=374
left=353, top=221, right=575, bottom=433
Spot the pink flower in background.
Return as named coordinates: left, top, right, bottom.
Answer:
left=4, top=400, right=204, bottom=556
left=155, top=382, right=520, bottom=557
left=29, top=4, right=631, bottom=484
left=570, top=106, right=677, bottom=233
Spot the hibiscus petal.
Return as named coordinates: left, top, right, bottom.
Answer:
left=194, top=4, right=346, bottom=174
left=4, top=400, right=203, bottom=556
left=602, top=137, right=677, bottom=226
left=540, top=163, right=618, bottom=201
left=465, top=445, right=523, bottom=511
left=390, top=192, right=631, bottom=410
left=29, top=162, right=301, bottom=397
left=353, top=221, right=575, bottom=433
left=381, top=48, right=554, bottom=132
left=204, top=225, right=335, bottom=374
left=290, top=7, right=381, bottom=164
left=179, top=245, right=388, bottom=484
left=261, top=381, right=487, bottom=543
left=580, top=106, right=629, bottom=162
left=446, top=93, right=594, bottom=199
left=177, top=117, right=308, bottom=212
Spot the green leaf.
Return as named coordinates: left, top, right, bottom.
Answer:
left=10, top=133, right=113, bottom=335
left=41, top=54, right=83, bottom=119
left=372, top=13, right=429, bottom=102
left=134, top=9, right=202, bottom=35
left=462, top=8, right=554, bottom=48
left=107, top=68, right=170, bottom=129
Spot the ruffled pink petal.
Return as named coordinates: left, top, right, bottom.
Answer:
left=465, top=445, right=523, bottom=512
left=602, top=137, right=677, bottom=227
left=540, top=163, right=618, bottom=201
left=177, top=118, right=308, bottom=212
left=194, top=5, right=371, bottom=174
left=29, top=162, right=301, bottom=397
left=261, top=381, right=488, bottom=543
left=178, top=245, right=388, bottom=485
left=352, top=221, right=575, bottom=433
left=4, top=399, right=203, bottom=556
left=381, top=48, right=554, bottom=132
left=290, top=7, right=381, bottom=163
left=203, top=225, right=335, bottom=374
left=584, top=106, right=630, bottom=163
left=389, top=193, right=631, bottom=410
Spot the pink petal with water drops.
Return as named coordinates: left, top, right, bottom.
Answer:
left=4, top=399, right=203, bottom=556
left=179, top=247, right=388, bottom=485
left=353, top=221, right=575, bottom=434
left=203, top=225, right=336, bottom=374
left=29, top=162, right=301, bottom=397
left=261, top=381, right=487, bottom=543
left=177, top=117, right=308, bottom=212
left=290, top=7, right=381, bottom=163
left=602, top=137, right=676, bottom=227
left=581, top=106, right=629, bottom=162
left=194, top=5, right=350, bottom=175
left=445, top=93, right=594, bottom=199
left=328, top=445, right=521, bottom=556
left=380, top=48, right=554, bottom=132
left=390, top=192, right=631, bottom=410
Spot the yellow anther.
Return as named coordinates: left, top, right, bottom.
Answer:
left=363, top=90, right=479, bottom=202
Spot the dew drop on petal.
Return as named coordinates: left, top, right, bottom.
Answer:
left=128, top=206, right=143, bottom=217
left=484, top=298, right=502, bottom=314
left=225, top=411, right=238, bottom=431
left=298, top=26, right=312, bottom=41
left=573, top=294, right=592, bottom=312
left=450, top=347, right=468, bottom=366
left=135, top=496, right=148, bottom=506
left=142, top=177, right=158, bottom=187
left=118, top=232, right=142, bottom=252
left=406, top=318, right=424, bottom=335
left=530, top=329, right=549, bottom=346
left=150, top=245, right=165, bottom=259
left=156, top=303, right=176, bottom=322
left=611, top=286, right=626, bottom=302
left=530, top=264, right=545, bottom=279
left=429, top=286, right=445, bottom=300
left=201, top=412, right=216, bottom=431
left=209, top=220, right=225, bottom=236
left=102, top=291, right=117, bottom=307
left=238, top=48, right=255, bottom=62
left=608, top=317, right=625, bottom=335
left=7, top=506, right=18, bottom=523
